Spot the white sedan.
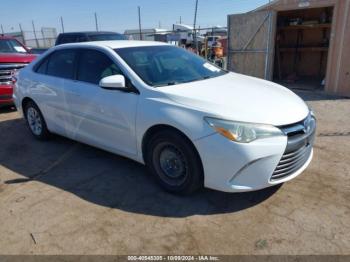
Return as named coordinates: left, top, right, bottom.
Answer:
left=14, top=41, right=316, bottom=194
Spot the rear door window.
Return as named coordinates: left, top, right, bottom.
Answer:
left=46, top=49, right=77, bottom=79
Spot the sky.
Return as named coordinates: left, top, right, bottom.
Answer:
left=0, top=0, right=269, bottom=34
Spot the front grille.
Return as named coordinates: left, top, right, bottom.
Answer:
left=271, top=144, right=312, bottom=180
left=0, top=94, right=13, bottom=99
left=0, top=63, right=27, bottom=85
left=271, top=114, right=316, bottom=181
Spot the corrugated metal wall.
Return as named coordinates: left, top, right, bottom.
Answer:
left=228, top=0, right=350, bottom=97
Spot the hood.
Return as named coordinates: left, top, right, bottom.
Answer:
left=0, top=53, right=37, bottom=64
left=158, top=72, right=309, bottom=126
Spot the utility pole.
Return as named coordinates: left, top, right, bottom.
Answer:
left=193, top=0, right=199, bottom=54
left=60, top=16, right=65, bottom=33
left=1, top=24, right=4, bottom=34
left=94, top=12, right=99, bottom=31
left=138, top=6, right=142, bottom=40
left=180, top=16, right=182, bottom=24
left=32, top=20, right=39, bottom=48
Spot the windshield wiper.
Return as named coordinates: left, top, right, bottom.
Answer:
left=167, top=78, right=205, bottom=85
left=202, top=75, right=213, bottom=80
left=154, top=78, right=202, bottom=87
left=167, top=82, right=179, bottom=86
left=152, top=82, right=180, bottom=87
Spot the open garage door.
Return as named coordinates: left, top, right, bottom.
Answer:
left=228, top=11, right=276, bottom=80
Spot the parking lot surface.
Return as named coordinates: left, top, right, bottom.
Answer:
left=0, top=91, right=349, bottom=255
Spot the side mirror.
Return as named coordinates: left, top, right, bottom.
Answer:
left=99, top=75, right=126, bottom=89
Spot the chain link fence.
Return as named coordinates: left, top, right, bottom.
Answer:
left=2, top=26, right=228, bottom=67
left=3, top=27, right=57, bottom=48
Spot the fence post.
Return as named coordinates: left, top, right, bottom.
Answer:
left=60, top=17, right=65, bottom=33
left=32, top=20, right=39, bottom=48
left=94, top=12, right=99, bottom=31
left=41, top=28, right=46, bottom=48
left=18, top=23, right=26, bottom=45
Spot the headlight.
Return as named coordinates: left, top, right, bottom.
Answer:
left=204, top=117, right=284, bottom=143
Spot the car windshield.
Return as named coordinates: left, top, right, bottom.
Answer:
left=89, top=34, right=127, bottom=41
left=0, top=39, right=28, bottom=54
left=115, top=45, right=227, bottom=87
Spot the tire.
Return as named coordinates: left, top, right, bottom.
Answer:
left=24, top=100, right=50, bottom=140
left=145, top=130, right=203, bottom=194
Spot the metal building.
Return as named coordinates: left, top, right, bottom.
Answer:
left=227, top=0, right=350, bottom=97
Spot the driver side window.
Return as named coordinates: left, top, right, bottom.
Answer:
left=77, top=49, right=123, bottom=85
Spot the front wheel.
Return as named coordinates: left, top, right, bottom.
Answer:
left=24, top=101, right=50, bottom=140
left=145, top=130, right=203, bottom=194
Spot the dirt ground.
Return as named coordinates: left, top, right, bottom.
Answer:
left=0, top=90, right=349, bottom=255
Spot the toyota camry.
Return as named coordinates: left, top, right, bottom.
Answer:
left=13, top=41, right=316, bottom=194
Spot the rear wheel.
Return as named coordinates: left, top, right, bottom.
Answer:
left=145, top=130, right=203, bottom=194
left=24, top=101, right=50, bottom=140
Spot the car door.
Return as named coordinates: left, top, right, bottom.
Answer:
left=32, top=49, right=79, bottom=136
left=67, top=48, right=139, bottom=156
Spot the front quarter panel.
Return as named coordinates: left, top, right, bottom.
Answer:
left=135, top=92, right=216, bottom=163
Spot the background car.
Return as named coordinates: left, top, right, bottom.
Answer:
left=28, top=48, right=49, bottom=55
left=0, top=35, right=36, bottom=107
left=55, top=31, right=127, bottom=45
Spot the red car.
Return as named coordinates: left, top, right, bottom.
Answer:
left=0, top=36, right=36, bottom=107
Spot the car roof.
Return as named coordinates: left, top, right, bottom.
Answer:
left=56, top=40, right=168, bottom=49
left=58, top=31, right=123, bottom=36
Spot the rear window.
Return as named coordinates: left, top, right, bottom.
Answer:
left=56, top=35, right=80, bottom=45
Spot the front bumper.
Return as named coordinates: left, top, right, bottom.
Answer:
left=194, top=118, right=316, bottom=193
left=0, top=84, right=14, bottom=107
